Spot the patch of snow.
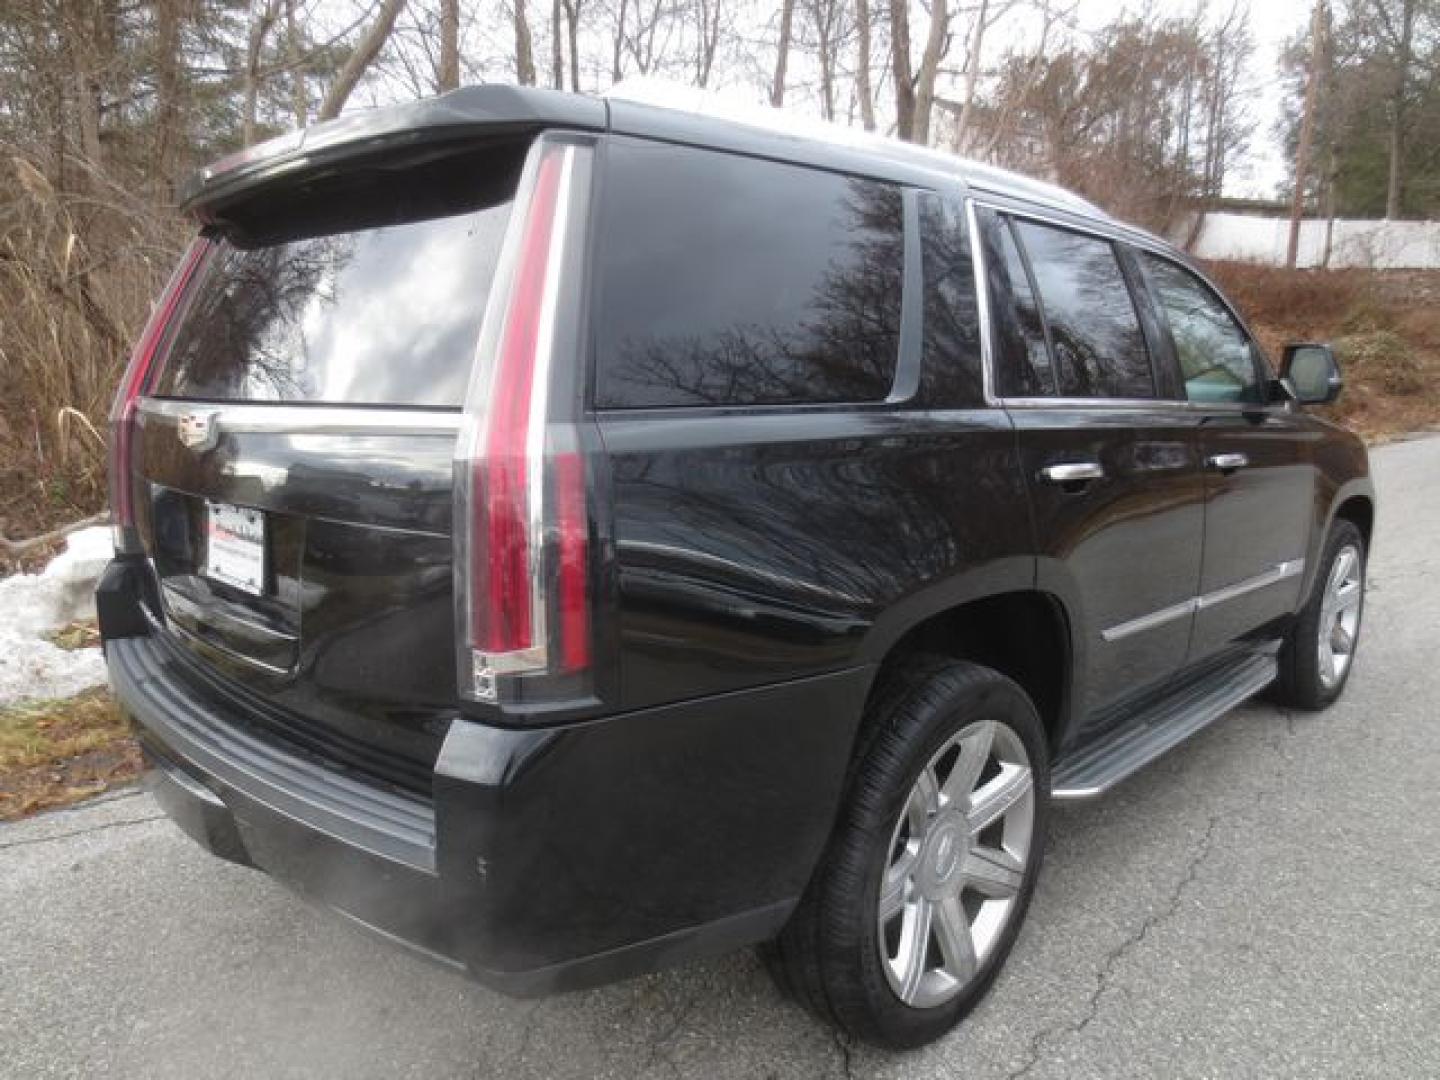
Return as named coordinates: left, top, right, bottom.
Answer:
left=0, top=526, right=113, bottom=706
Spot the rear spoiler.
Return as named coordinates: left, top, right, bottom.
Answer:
left=179, top=85, right=608, bottom=220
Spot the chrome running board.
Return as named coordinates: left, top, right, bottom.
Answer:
left=1051, top=650, right=1278, bottom=800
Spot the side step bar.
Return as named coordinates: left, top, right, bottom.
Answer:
left=1051, top=651, right=1278, bottom=800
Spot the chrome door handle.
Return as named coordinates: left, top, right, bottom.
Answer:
left=1039, top=462, right=1105, bottom=484
left=1207, top=453, right=1249, bottom=471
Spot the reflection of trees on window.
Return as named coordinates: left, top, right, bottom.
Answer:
left=1013, top=220, right=1153, bottom=399
left=918, top=195, right=984, bottom=407
left=595, top=147, right=904, bottom=409
left=163, top=239, right=348, bottom=401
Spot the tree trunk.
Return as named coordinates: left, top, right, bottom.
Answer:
left=317, top=0, right=406, bottom=120
left=513, top=0, right=537, bottom=85
left=286, top=0, right=308, bottom=125
left=242, top=0, right=281, bottom=144
left=855, top=0, right=875, bottom=131
left=439, top=0, right=460, bottom=91
left=1384, top=0, right=1415, bottom=219
left=1287, top=1, right=1325, bottom=269
left=771, top=0, right=795, bottom=107
left=953, top=0, right=988, bottom=152
left=562, top=0, right=581, bottom=90
left=551, top=0, right=564, bottom=88
left=152, top=0, right=183, bottom=183
left=911, top=0, right=949, bottom=145
left=890, top=0, right=915, bottom=140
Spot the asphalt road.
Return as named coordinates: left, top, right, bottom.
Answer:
left=3, top=434, right=1438, bottom=1080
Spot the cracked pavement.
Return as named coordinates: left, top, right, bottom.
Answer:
left=3, top=434, right=1438, bottom=1079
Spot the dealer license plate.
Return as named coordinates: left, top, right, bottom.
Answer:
left=204, top=502, right=266, bottom=597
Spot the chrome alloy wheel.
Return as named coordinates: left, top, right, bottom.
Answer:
left=878, top=720, right=1035, bottom=1009
left=1318, top=544, right=1364, bottom=690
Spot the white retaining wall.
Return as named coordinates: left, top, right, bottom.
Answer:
left=1174, top=211, right=1440, bottom=269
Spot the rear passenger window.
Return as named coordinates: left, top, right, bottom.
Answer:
left=594, top=140, right=903, bottom=408
left=992, top=218, right=1053, bottom=396
left=1011, top=219, right=1154, bottom=399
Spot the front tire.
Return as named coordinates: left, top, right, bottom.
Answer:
left=766, top=657, right=1049, bottom=1049
left=1272, top=520, right=1366, bottom=710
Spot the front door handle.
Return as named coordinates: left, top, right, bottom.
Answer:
left=1039, top=462, right=1105, bottom=485
left=1207, top=452, right=1249, bottom=472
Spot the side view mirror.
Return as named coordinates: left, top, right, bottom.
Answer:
left=1280, top=343, right=1343, bottom=405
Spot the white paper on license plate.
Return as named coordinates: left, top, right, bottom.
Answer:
left=204, top=502, right=265, bottom=596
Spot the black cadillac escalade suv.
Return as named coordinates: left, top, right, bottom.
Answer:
left=98, top=85, right=1374, bottom=1049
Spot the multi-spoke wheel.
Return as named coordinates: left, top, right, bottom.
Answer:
left=877, top=720, right=1034, bottom=1008
left=1273, top=519, right=1367, bottom=710
left=1317, top=543, right=1363, bottom=690
left=764, top=657, right=1048, bottom=1049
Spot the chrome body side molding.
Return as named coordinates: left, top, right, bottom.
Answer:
left=1102, top=559, right=1306, bottom=644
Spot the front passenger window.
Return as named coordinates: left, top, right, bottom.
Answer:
left=1140, top=254, right=1261, bottom=405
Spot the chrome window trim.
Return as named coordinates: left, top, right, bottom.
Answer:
left=965, top=196, right=999, bottom=406
left=138, top=398, right=463, bottom=436
left=1102, top=559, right=1306, bottom=643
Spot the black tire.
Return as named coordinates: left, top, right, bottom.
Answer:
left=764, top=656, right=1049, bottom=1049
left=1271, top=519, right=1367, bottom=710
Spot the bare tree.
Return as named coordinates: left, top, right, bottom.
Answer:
left=808, top=0, right=846, bottom=120
left=552, top=0, right=565, bottom=87
left=1289, top=2, right=1328, bottom=266
left=286, top=0, right=308, bottom=124
left=317, top=0, right=407, bottom=119
left=438, top=0, right=460, bottom=90
left=891, top=0, right=916, bottom=137
left=242, top=0, right=281, bottom=145
left=912, top=0, right=952, bottom=144
left=514, top=0, right=537, bottom=85
left=772, top=0, right=796, bottom=106
left=855, top=0, right=877, bottom=130
left=951, top=0, right=991, bottom=149
left=695, top=0, right=723, bottom=87
left=561, top=0, right=582, bottom=89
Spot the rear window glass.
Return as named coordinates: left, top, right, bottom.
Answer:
left=153, top=203, right=511, bottom=407
left=594, top=139, right=904, bottom=409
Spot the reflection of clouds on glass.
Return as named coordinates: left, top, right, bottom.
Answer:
left=155, top=204, right=510, bottom=407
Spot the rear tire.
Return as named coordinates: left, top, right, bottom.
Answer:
left=765, top=657, right=1049, bottom=1049
left=1272, top=520, right=1366, bottom=711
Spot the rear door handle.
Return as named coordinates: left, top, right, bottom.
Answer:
left=1039, top=462, right=1105, bottom=485
left=1207, top=453, right=1249, bottom=472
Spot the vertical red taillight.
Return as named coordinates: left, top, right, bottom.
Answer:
left=456, top=137, right=594, bottom=706
left=108, top=238, right=210, bottom=550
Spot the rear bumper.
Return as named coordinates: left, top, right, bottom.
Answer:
left=100, top=558, right=869, bottom=994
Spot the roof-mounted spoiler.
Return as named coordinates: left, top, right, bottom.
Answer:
left=179, top=84, right=607, bottom=218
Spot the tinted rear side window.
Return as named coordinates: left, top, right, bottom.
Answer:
left=918, top=194, right=984, bottom=406
left=1012, top=219, right=1154, bottom=399
left=153, top=202, right=511, bottom=407
left=594, top=139, right=903, bottom=408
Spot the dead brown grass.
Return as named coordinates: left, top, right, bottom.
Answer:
left=1204, top=261, right=1440, bottom=442
left=0, top=688, right=142, bottom=820
left=0, top=153, right=185, bottom=539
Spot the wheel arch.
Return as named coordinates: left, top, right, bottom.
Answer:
left=854, top=583, right=1077, bottom=759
